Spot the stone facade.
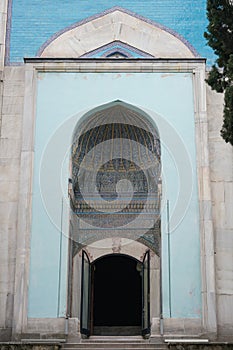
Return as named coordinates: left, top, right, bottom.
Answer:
left=0, top=0, right=233, bottom=343
left=206, top=85, right=233, bottom=337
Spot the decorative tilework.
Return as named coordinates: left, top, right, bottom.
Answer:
left=8, top=0, right=215, bottom=64
left=79, top=41, right=154, bottom=58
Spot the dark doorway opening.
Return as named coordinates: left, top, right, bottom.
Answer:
left=92, top=254, right=142, bottom=335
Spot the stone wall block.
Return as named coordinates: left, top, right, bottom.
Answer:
left=211, top=182, right=225, bottom=229
left=217, top=294, right=233, bottom=331
left=0, top=0, right=8, bottom=13
left=18, top=151, right=34, bottom=195
left=224, top=182, right=233, bottom=229
left=207, top=102, right=224, bottom=137
left=0, top=139, right=21, bottom=158
left=198, top=166, right=211, bottom=200
left=0, top=225, right=8, bottom=264
left=206, top=83, right=224, bottom=141
left=216, top=248, right=233, bottom=273
left=211, top=181, right=224, bottom=203
left=162, top=318, right=202, bottom=335
left=4, top=67, right=25, bottom=81
left=195, top=120, right=209, bottom=167
left=21, top=68, right=36, bottom=151
left=201, top=122, right=210, bottom=167
left=42, top=39, right=82, bottom=58
left=201, top=200, right=212, bottom=221
left=2, top=96, right=24, bottom=115
left=0, top=222, right=9, bottom=333
left=212, top=201, right=225, bottom=230
left=216, top=263, right=233, bottom=294
left=0, top=13, right=7, bottom=44
left=76, top=27, right=113, bottom=53
left=215, top=229, right=233, bottom=251
left=0, top=263, right=9, bottom=286
left=206, top=83, right=224, bottom=106
left=0, top=292, right=7, bottom=326
left=0, top=180, right=19, bottom=202
left=0, top=158, right=20, bottom=181
left=3, top=82, right=25, bottom=97
left=209, top=141, right=233, bottom=182
left=89, top=17, right=108, bottom=32
left=0, top=202, right=18, bottom=226
left=27, top=318, right=66, bottom=333
left=1, top=115, right=22, bottom=139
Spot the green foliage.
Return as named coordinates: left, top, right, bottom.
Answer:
left=204, top=0, right=233, bottom=145
left=221, top=85, right=233, bottom=144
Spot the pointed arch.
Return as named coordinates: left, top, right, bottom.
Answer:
left=70, top=100, right=161, bottom=254
left=37, top=7, right=198, bottom=59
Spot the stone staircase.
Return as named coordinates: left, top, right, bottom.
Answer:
left=62, top=337, right=168, bottom=350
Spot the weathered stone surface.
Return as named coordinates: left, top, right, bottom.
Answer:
left=207, top=84, right=233, bottom=337
left=0, top=202, right=18, bottom=225
left=207, top=101, right=224, bottom=139
left=0, top=139, right=21, bottom=159
left=209, top=141, right=233, bottom=182
left=0, top=181, right=19, bottom=202
left=213, top=204, right=225, bottom=232
left=169, top=345, right=233, bottom=350
left=211, top=183, right=225, bottom=229
left=216, top=235, right=233, bottom=294
left=0, top=0, right=8, bottom=13
left=0, top=13, right=7, bottom=44
left=27, top=318, right=67, bottom=334
left=163, top=318, right=202, bottom=336
left=1, top=116, right=22, bottom=139
left=3, top=82, right=25, bottom=98
left=215, top=229, right=233, bottom=251
left=0, top=345, right=61, bottom=350
left=0, top=159, right=20, bottom=181
left=217, top=294, right=233, bottom=332
left=4, top=67, right=25, bottom=82
left=0, top=293, right=7, bottom=326
left=2, top=97, right=24, bottom=115
left=0, top=62, right=25, bottom=335
left=224, top=183, right=233, bottom=229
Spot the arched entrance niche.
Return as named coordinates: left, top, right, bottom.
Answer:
left=68, top=101, right=161, bottom=337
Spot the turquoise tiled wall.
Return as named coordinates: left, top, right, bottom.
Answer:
left=9, top=0, right=214, bottom=64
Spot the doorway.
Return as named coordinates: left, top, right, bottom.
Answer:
left=93, top=254, right=142, bottom=335
left=80, top=251, right=150, bottom=337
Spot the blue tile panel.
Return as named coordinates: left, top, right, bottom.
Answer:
left=9, top=0, right=214, bottom=64
left=82, top=42, right=153, bottom=58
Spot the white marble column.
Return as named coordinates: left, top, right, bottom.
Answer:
left=12, top=64, right=36, bottom=336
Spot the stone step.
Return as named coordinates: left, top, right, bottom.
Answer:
left=67, top=336, right=161, bottom=343
left=63, top=343, right=168, bottom=350
left=64, top=348, right=166, bottom=350
left=92, top=326, right=141, bottom=336
left=63, top=343, right=168, bottom=349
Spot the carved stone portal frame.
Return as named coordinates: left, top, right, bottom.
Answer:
left=13, top=58, right=217, bottom=339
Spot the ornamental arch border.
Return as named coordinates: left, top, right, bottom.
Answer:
left=37, top=7, right=198, bottom=59
left=14, top=58, right=216, bottom=339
